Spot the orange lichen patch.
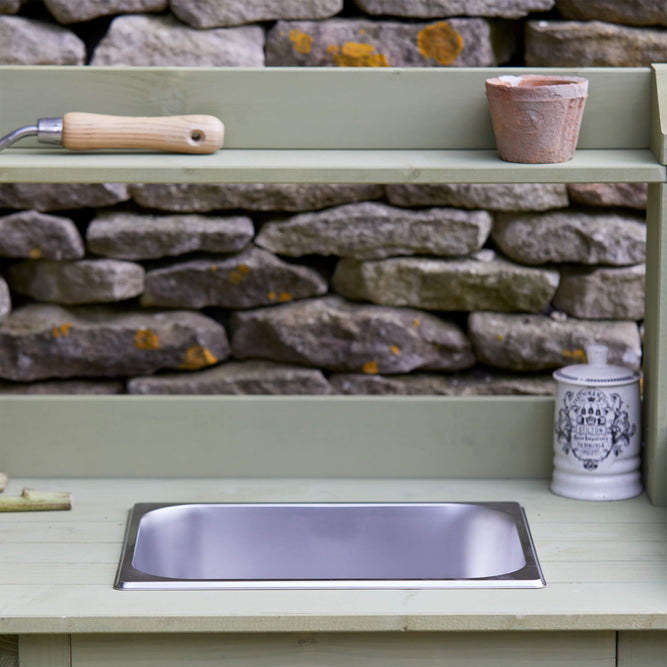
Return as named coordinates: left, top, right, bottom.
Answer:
left=268, top=291, right=277, bottom=301
left=278, top=292, right=292, bottom=303
left=562, top=348, right=586, bottom=362
left=413, top=318, right=421, bottom=327
left=210, top=264, right=217, bottom=272
left=328, top=42, right=389, bottom=67
left=229, top=271, right=244, bottom=285
left=229, top=264, right=251, bottom=285
left=417, top=21, right=464, bottom=66
left=179, top=345, right=218, bottom=371
left=135, top=328, right=160, bottom=350
left=29, top=247, right=43, bottom=259
left=362, top=360, right=379, bottom=374
left=391, top=345, right=400, bottom=355
left=289, top=29, right=313, bottom=54
left=52, top=323, right=72, bottom=338
left=496, top=334, right=505, bottom=341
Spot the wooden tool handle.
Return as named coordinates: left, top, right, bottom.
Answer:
left=62, top=113, right=224, bottom=153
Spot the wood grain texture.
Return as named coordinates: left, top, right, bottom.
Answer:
left=617, top=631, right=667, bottom=667
left=0, top=149, right=663, bottom=184
left=17, top=635, right=69, bottom=667
left=61, top=113, right=224, bottom=154
left=0, top=67, right=654, bottom=150
left=70, top=631, right=615, bottom=666
left=0, top=396, right=555, bottom=478
left=0, top=479, right=665, bottom=635
left=643, top=184, right=667, bottom=506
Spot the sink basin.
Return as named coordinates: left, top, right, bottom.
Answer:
left=114, top=502, right=544, bottom=590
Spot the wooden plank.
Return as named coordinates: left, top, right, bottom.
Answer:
left=71, top=632, right=615, bottom=667
left=643, top=183, right=667, bottom=506
left=0, top=635, right=18, bottom=667
left=0, top=396, right=555, bottom=478
left=2, top=582, right=666, bottom=634
left=618, top=631, right=667, bottom=667
left=652, top=65, right=667, bottom=164
left=0, top=67, right=653, bottom=150
left=17, top=635, right=69, bottom=667
left=0, top=148, right=663, bottom=184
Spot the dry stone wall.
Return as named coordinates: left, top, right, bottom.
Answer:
left=0, top=0, right=662, bottom=395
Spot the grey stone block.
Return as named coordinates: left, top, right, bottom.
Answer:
left=353, top=0, right=554, bottom=18
left=567, top=183, right=648, bottom=210
left=553, top=264, right=645, bottom=320
left=330, top=371, right=556, bottom=395
left=0, top=184, right=129, bottom=212
left=0, top=15, right=85, bottom=65
left=128, top=360, right=332, bottom=395
left=8, top=259, right=145, bottom=305
left=526, top=20, right=667, bottom=67
left=468, top=312, right=642, bottom=371
left=141, top=247, right=327, bottom=309
left=44, top=0, right=166, bottom=23
left=0, top=305, right=230, bottom=381
left=386, top=183, right=569, bottom=211
left=230, top=296, right=475, bottom=373
left=492, top=210, right=646, bottom=266
left=333, top=256, right=559, bottom=312
left=0, top=379, right=125, bottom=394
left=87, top=212, right=254, bottom=260
left=0, top=277, right=10, bottom=318
left=556, top=0, right=667, bottom=27
left=91, top=15, right=265, bottom=66
left=0, top=211, right=84, bottom=260
left=129, top=183, right=384, bottom=213
left=266, top=18, right=505, bottom=67
left=171, top=0, right=342, bottom=28
left=256, top=202, right=491, bottom=260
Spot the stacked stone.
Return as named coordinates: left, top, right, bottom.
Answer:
left=0, top=0, right=661, bottom=394
left=0, top=181, right=644, bottom=394
left=2, top=0, right=667, bottom=66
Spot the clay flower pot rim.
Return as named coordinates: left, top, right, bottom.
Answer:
left=486, top=74, right=588, bottom=101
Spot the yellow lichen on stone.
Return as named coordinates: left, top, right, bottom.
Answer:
left=52, top=323, right=72, bottom=338
left=229, top=271, right=244, bottom=285
left=135, top=328, right=160, bottom=350
left=278, top=292, right=292, bottom=303
left=179, top=345, right=218, bottom=371
left=328, top=42, right=389, bottom=67
left=417, top=21, right=464, bottom=65
left=289, top=29, right=313, bottom=54
left=229, top=264, right=251, bottom=285
left=362, top=360, right=379, bottom=374
left=268, top=291, right=277, bottom=301
left=391, top=345, right=400, bottom=355
left=413, top=318, right=421, bottom=327
left=562, top=348, right=586, bottom=362
left=29, top=247, right=42, bottom=259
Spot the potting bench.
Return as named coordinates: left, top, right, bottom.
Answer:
left=0, top=66, right=666, bottom=665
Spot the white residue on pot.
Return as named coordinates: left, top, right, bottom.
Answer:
left=497, top=75, right=523, bottom=86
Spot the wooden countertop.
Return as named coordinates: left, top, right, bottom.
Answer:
left=1, top=477, right=666, bottom=634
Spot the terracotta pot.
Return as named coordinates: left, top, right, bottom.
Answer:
left=485, top=74, right=588, bottom=164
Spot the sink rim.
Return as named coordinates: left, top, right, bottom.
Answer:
left=114, top=501, right=545, bottom=590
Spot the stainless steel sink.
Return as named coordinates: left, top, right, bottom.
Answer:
left=114, top=502, right=544, bottom=590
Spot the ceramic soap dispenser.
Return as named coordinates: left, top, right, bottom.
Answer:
left=551, top=344, right=642, bottom=500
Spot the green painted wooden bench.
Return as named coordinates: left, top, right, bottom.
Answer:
left=1, top=65, right=666, bottom=505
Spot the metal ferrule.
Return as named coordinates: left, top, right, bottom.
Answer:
left=37, top=117, right=63, bottom=145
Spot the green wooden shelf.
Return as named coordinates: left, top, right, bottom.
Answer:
left=1, top=65, right=666, bottom=506
left=0, top=148, right=664, bottom=184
